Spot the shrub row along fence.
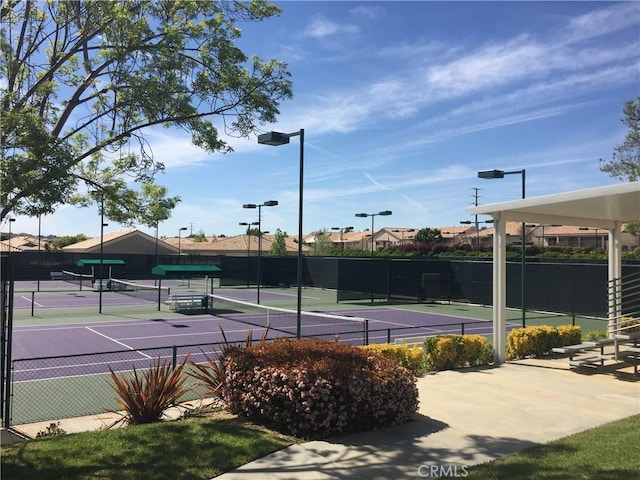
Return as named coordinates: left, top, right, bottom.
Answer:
left=7, top=319, right=491, bottom=430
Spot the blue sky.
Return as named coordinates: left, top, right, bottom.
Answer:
left=7, top=1, right=640, bottom=239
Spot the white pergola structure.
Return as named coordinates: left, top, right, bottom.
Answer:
left=467, top=182, right=640, bottom=364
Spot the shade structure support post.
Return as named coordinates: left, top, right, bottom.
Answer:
left=492, top=216, right=507, bottom=364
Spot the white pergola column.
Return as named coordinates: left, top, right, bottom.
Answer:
left=492, top=216, right=507, bottom=364
left=607, top=222, right=622, bottom=338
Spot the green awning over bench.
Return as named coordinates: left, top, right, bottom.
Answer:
left=151, top=264, right=222, bottom=276
left=77, top=259, right=126, bottom=266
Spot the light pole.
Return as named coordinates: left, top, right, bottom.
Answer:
left=243, top=200, right=278, bottom=304
left=239, top=221, right=259, bottom=288
left=90, top=192, right=108, bottom=313
left=258, top=129, right=304, bottom=338
left=460, top=219, right=493, bottom=258
left=478, top=168, right=526, bottom=327
left=331, top=226, right=353, bottom=254
left=7, top=218, right=15, bottom=254
left=355, top=211, right=392, bottom=258
left=178, top=227, right=187, bottom=256
left=579, top=227, right=601, bottom=253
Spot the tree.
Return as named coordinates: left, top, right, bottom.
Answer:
left=600, top=97, right=640, bottom=181
left=309, top=229, right=332, bottom=256
left=269, top=228, right=287, bottom=256
left=414, top=228, right=443, bottom=244
left=600, top=98, right=640, bottom=241
left=192, top=229, right=207, bottom=242
left=0, top=1, right=292, bottom=223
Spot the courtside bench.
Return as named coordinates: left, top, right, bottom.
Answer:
left=166, top=293, right=208, bottom=313
left=50, top=271, right=63, bottom=280
left=394, top=336, right=427, bottom=349
left=552, top=339, right=616, bottom=368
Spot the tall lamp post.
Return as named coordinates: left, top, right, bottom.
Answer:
left=331, top=226, right=353, bottom=254
left=239, top=221, right=259, bottom=288
left=258, top=129, right=304, bottom=338
left=90, top=192, right=108, bottom=313
left=478, top=168, right=526, bottom=327
left=178, top=227, right=187, bottom=256
left=7, top=218, right=15, bottom=254
left=243, top=201, right=278, bottom=304
left=460, top=219, right=493, bottom=258
left=355, top=211, right=392, bottom=258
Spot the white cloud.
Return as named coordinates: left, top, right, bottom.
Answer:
left=305, top=15, right=359, bottom=39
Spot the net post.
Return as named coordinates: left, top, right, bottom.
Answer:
left=157, top=278, right=162, bottom=311
left=364, top=319, right=369, bottom=346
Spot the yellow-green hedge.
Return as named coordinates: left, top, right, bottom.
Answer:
left=423, top=335, right=493, bottom=371
left=507, top=324, right=581, bottom=360
left=361, top=343, right=424, bottom=375
left=620, top=317, right=640, bottom=334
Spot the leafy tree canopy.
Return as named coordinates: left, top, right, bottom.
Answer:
left=600, top=97, right=640, bottom=181
left=269, top=228, right=287, bottom=256
left=414, top=227, right=443, bottom=244
left=0, top=0, right=292, bottom=225
left=192, top=229, right=207, bottom=242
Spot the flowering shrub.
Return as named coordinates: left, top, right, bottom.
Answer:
left=423, top=335, right=492, bottom=371
left=361, top=343, right=424, bottom=375
left=222, top=338, right=419, bottom=438
left=507, top=325, right=581, bottom=359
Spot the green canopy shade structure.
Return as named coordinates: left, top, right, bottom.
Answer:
left=76, top=259, right=125, bottom=266
left=151, top=264, right=222, bottom=276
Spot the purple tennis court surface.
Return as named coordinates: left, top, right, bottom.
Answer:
left=12, top=303, right=518, bottom=383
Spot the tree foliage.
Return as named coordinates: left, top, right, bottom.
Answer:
left=309, top=229, right=333, bottom=256
left=414, top=227, right=443, bottom=244
left=0, top=0, right=292, bottom=223
left=600, top=97, right=640, bottom=181
left=268, top=228, right=287, bottom=256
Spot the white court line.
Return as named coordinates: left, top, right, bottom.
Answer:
left=20, top=295, right=44, bottom=307
left=85, top=327, right=152, bottom=358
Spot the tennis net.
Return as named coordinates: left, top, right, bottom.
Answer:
left=206, top=293, right=370, bottom=344
left=61, top=270, right=93, bottom=290
left=108, top=278, right=171, bottom=305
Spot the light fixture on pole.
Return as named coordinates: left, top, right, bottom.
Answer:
left=258, top=129, right=304, bottom=338
left=239, top=221, right=259, bottom=288
left=579, top=227, right=601, bottom=252
left=331, top=226, right=354, bottom=254
left=178, top=227, right=188, bottom=256
left=243, top=200, right=278, bottom=305
left=460, top=219, right=493, bottom=258
left=478, top=168, right=526, bottom=327
left=89, top=191, right=108, bottom=313
left=355, top=211, right=392, bottom=258
left=7, top=218, right=15, bottom=254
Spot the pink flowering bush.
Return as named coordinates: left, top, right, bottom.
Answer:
left=222, top=338, right=419, bottom=438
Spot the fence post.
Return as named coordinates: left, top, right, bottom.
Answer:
left=31, top=292, right=35, bottom=317
left=172, top=346, right=177, bottom=369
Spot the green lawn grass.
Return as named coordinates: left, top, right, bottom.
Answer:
left=1, top=413, right=293, bottom=480
left=3, top=413, right=639, bottom=480
left=461, top=414, right=640, bottom=480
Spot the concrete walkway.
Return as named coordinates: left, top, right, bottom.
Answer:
left=214, top=358, right=639, bottom=479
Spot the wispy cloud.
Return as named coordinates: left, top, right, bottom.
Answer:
left=305, top=15, right=359, bottom=39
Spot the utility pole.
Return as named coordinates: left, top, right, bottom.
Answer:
left=471, top=188, right=482, bottom=257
